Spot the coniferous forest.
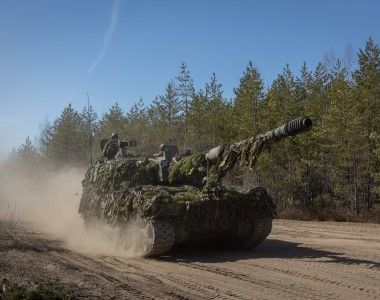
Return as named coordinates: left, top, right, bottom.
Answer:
left=7, top=38, right=380, bottom=221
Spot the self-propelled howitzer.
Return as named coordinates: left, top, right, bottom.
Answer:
left=79, top=117, right=312, bottom=256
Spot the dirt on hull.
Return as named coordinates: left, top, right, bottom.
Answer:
left=1, top=219, right=379, bottom=299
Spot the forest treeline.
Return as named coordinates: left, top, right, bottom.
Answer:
left=7, top=38, right=380, bottom=220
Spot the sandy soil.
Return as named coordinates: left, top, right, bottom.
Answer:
left=1, top=219, right=379, bottom=299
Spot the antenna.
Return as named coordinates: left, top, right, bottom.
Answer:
left=87, top=92, right=93, bottom=164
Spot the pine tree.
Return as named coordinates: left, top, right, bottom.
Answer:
left=151, top=82, right=182, bottom=145
left=187, top=90, right=210, bottom=151
left=97, top=103, right=127, bottom=140
left=176, top=62, right=195, bottom=147
left=126, top=98, right=146, bottom=134
left=48, top=104, right=84, bottom=165
left=38, top=117, right=53, bottom=158
left=81, top=104, right=98, bottom=163
left=6, top=137, right=41, bottom=174
left=15, top=137, right=40, bottom=162
left=321, top=59, right=360, bottom=210
left=353, top=37, right=380, bottom=211
left=305, top=62, right=330, bottom=122
left=233, top=61, right=264, bottom=138
left=126, top=98, right=150, bottom=153
left=205, top=73, right=230, bottom=146
left=261, top=64, right=301, bottom=134
left=293, top=62, right=329, bottom=207
left=295, top=62, right=312, bottom=112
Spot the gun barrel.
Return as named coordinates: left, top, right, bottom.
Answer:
left=205, top=117, right=312, bottom=162
left=258, top=117, right=312, bottom=141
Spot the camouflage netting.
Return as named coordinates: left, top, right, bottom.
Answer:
left=175, top=187, right=275, bottom=240
left=79, top=158, right=159, bottom=224
left=168, top=153, right=207, bottom=187
left=79, top=154, right=275, bottom=231
left=209, top=137, right=266, bottom=181
left=167, top=137, right=266, bottom=190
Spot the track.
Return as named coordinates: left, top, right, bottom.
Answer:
left=1, top=219, right=379, bottom=299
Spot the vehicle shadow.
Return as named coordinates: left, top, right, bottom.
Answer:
left=158, top=239, right=380, bottom=269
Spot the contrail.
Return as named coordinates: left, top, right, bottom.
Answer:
left=67, top=88, right=78, bottom=102
left=66, top=0, right=122, bottom=102
left=88, top=0, right=121, bottom=74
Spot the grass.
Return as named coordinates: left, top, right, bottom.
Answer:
left=1, top=277, right=70, bottom=300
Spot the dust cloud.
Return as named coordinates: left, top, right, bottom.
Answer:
left=0, top=164, right=148, bottom=256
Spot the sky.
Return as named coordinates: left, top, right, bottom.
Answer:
left=0, top=0, right=379, bottom=158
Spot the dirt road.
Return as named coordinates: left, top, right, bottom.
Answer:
left=1, top=219, right=379, bottom=299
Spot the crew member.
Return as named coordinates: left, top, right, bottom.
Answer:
left=102, top=133, right=120, bottom=159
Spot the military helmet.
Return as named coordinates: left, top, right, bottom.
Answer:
left=111, top=133, right=119, bottom=140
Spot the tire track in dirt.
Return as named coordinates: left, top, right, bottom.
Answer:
left=235, top=260, right=379, bottom=299
left=118, top=257, right=269, bottom=300
left=47, top=251, right=191, bottom=299
left=111, top=257, right=239, bottom=299
left=172, top=260, right=334, bottom=300
left=2, top=219, right=379, bottom=299
left=126, top=257, right=315, bottom=300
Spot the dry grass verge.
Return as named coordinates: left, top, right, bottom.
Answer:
left=276, top=202, right=380, bottom=223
